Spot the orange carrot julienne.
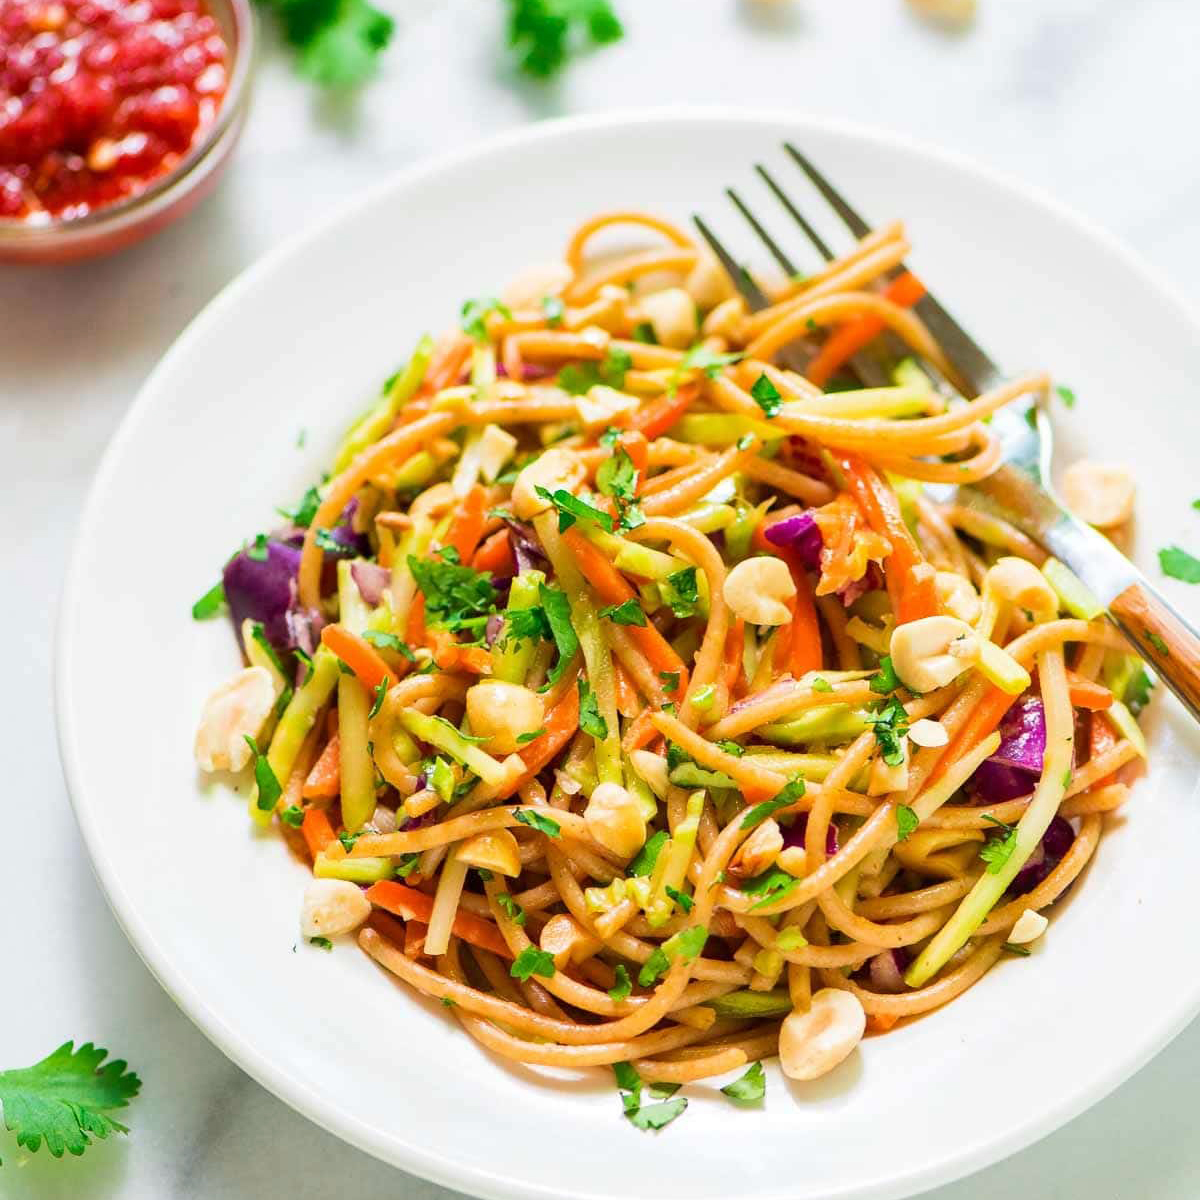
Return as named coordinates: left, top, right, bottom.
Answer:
left=785, top=558, right=823, bottom=677
left=1089, top=709, right=1120, bottom=787
left=723, top=617, right=745, bottom=691
left=806, top=272, right=927, bottom=387
left=447, top=484, right=488, bottom=563
left=472, top=527, right=514, bottom=574
left=613, top=660, right=640, bottom=716
left=406, top=592, right=428, bottom=648
left=1066, top=671, right=1114, bottom=711
left=621, top=708, right=660, bottom=753
left=629, top=384, right=698, bottom=440
left=927, top=685, right=1014, bottom=790
left=366, top=881, right=512, bottom=959
left=301, top=807, right=336, bottom=862
left=303, top=734, right=341, bottom=800
left=615, top=429, right=650, bottom=482
left=321, top=624, right=392, bottom=692
left=839, top=455, right=938, bottom=624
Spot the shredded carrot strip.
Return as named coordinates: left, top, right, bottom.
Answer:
left=366, top=881, right=511, bottom=958
left=447, top=484, right=488, bottom=563
left=301, top=807, right=336, bottom=862
left=629, top=384, right=698, bottom=440
left=806, top=272, right=927, bottom=387
left=1066, top=671, right=1114, bottom=711
left=472, top=527, right=514, bottom=574
left=303, top=734, right=341, bottom=800
left=502, top=675, right=581, bottom=798
left=1089, top=710, right=1120, bottom=787
left=927, top=685, right=1014, bottom=789
left=839, top=454, right=938, bottom=623
left=621, top=708, right=661, bottom=753
left=321, top=624, right=393, bottom=692
left=723, top=617, right=745, bottom=691
left=613, top=660, right=640, bottom=716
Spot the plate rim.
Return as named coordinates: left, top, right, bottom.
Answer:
left=54, top=106, right=1200, bottom=1200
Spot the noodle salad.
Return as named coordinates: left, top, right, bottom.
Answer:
left=193, top=211, right=1153, bottom=1121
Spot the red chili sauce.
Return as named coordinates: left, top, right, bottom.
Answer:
left=0, top=0, right=228, bottom=221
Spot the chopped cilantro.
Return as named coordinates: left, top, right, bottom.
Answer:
left=632, top=320, right=658, bottom=344
left=661, top=567, right=700, bottom=618
left=742, top=867, right=800, bottom=910
left=279, top=484, right=322, bottom=529
left=895, top=804, right=919, bottom=841
left=246, top=533, right=270, bottom=561
left=749, top=373, right=783, bottom=418
left=534, top=485, right=615, bottom=533
left=0, top=1040, right=141, bottom=1161
left=279, top=804, right=305, bottom=828
left=627, top=1096, right=687, bottom=1131
left=810, top=675, right=833, bottom=693
left=598, top=598, right=647, bottom=626
left=258, top=0, right=394, bottom=87
left=866, top=696, right=909, bottom=766
left=665, top=885, right=693, bottom=913
left=557, top=347, right=633, bottom=394
left=243, top=735, right=282, bottom=812
left=337, top=830, right=361, bottom=853
left=516, top=729, right=545, bottom=744
left=628, top=829, right=668, bottom=876
left=740, top=777, right=805, bottom=830
left=608, top=964, right=633, bottom=1001
left=313, top=527, right=351, bottom=554
left=597, top=446, right=638, bottom=500
left=310, top=936, right=332, bottom=951
left=1126, top=665, right=1154, bottom=715
left=249, top=621, right=287, bottom=677
left=678, top=344, right=743, bottom=380
left=514, top=809, right=561, bottom=838
left=979, top=814, right=1018, bottom=874
left=541, top=295, right=565, bottom=327
left=460, top=297, right=512, bottom=342
left=1159, top=546, right=1200, bottom=583
left=1002, top=943, right=1032, bottom=957
left=191, top=581, right=225, bottom=619
left=364, top=631, right=417, bottom=660
left=720, top=1060, right=765, bottom=1105
left=539, top=583, right=579, bottom=683
left=658, top=670, right=681, bottom=694
left=578, top=678, right=609, bottom=739
left=870, top=655, right=900, bottom=694
left=716, top=739, right=744, bottom=757
left=368, top=676, right=389, bottom=719
left=408, top=553, right=497, bottom=630
left=503, top=0, right=624, bottom=79
left=495, top=892, right=527, bottom=927
left=1055, top=384, right=1076, bottom=408
left=510, top=946, right=556, bottom=981
left=394, top=853, right=420, bottom=878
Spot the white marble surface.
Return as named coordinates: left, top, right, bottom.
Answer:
left=3, top=1, right=1199, bottom=1196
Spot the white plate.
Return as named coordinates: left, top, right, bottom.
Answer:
left=57, top=111, right=1200, bottom=1200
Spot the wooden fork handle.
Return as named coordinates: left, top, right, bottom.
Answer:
left=1110, top=581, right=1200, bottom=723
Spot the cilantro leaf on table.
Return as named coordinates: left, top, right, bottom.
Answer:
left=504, top=0, right=624, bottom=79
left=1159, top=545, right=1200, bottom=584
left=720, top=1060, right=765, bottom=1105
left=0, top=1042, right=140, bottom=1163
left=256, top=0, right=394, bottom=87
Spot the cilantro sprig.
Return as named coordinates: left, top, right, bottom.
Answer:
left=0, top=1042, right=140, bottom=1163
left=255, top=0, right=394, bottom=87
left=504, top=0, right=624, bottom=79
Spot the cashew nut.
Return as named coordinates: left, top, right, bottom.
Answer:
left=730, top=817, right=783, bottom=877
left=723, top=556, right=796, bottom=626
left=779, top=988, right=866, bottom=1081
left=1008, top=908, right=1048, bottom=945
left=500, top=259, right=573, bottom=309
left=540, top=913, right=602, bottom=969
left=632, top=287, right=697, bottom=349
left=685, top=253, right=735, bottom=311
left=1060, top=461, right=1136, bottom=529
left=194, top=666, right=277, bottom=773
left=984, top=557, right=1058, bottom=622
left=584, top=781, right=647, bottom=859
left=300, top=878, right=371, bottom=939
left=457, top=828, right=521, bottom=877
left=888, top=615, right=978, bottom=693
left=934, top=571, right=982, bottom=625
left=465, top=680, right=544, bottom=755
left=907, top=718, right=949, bottom=748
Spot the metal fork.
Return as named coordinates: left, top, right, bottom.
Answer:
left=695, top=147, right=1200, bottom=723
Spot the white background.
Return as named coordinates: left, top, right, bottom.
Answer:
left=3, top=1, right=1199, bottom=1197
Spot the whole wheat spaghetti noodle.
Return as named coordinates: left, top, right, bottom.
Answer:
left=194, top=207, right=1154, bottom=1122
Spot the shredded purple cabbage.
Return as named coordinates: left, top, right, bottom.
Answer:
left=223, top=540, right=301, bottom=652
left=781, top=814, right=838, bottom=857
left=351, top=561, right=390, bottom=606
left=1010, top=816, right=1075, bottom=895
left=763, top=510, right=823, bottom=573
left=970, top=694, right=1047, bottom=803
left=500, top=515, right=549, bottom=576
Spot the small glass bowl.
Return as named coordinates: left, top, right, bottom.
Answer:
left=0, top=0, right=255, bottom=265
